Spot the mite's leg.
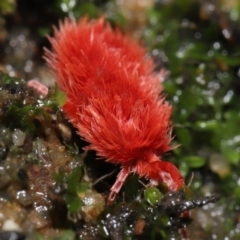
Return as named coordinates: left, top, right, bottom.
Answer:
left=107, top=167, right=130, bottom=205
left=157, top=161, right=189, bottom=240
left=157, top=160, right=184, bottom=191
left=27, top=80, right=49, bottom=96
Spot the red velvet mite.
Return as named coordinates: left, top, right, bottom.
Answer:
left=44, top=17, right=184, bottom=204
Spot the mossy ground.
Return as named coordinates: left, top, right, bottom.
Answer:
left=0, top=0, right=240, bottom=239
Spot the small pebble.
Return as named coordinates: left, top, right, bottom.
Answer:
left=2, top=219, right=21, bottom=231
left=81, top=191, right=105, bottom=222
left=57, top=123, right=72, bottom=142
left=12, top=129, right=26, bottom=147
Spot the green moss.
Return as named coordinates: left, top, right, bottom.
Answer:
left=145, top=0, right=240, bottom=177
left=144, top=187, right=163, bottom=205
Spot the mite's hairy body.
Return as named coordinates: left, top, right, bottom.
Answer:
left=44, top=17, right=184, bottom=203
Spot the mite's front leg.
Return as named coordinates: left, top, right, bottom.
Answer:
left=27, top=80, right=49, bottom=96
left=107, top=166, right=130, bottom=205
left=158, top=160, right=184, bottom=191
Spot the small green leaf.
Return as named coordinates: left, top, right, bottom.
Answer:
left=77, top=182, right=90, bottom=194
left=53, top=86, right=67, bottom=107
left=144, top=187, right=163, bottom=205
left=64, top=193, right=82, bottom=212
left=66, top=166, right=83, bottom=194
left=183, top=156, right=206, bottom=168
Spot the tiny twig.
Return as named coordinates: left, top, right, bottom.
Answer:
left=138, top=180, right=147, bottom=188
